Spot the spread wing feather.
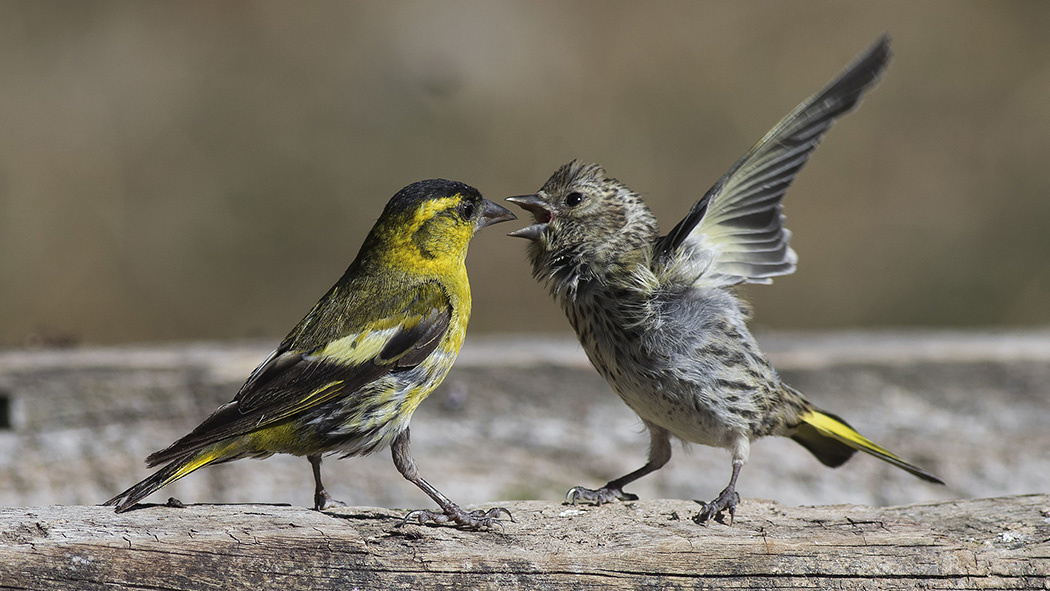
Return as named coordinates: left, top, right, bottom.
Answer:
left=655, top=35, right=892, bottom=287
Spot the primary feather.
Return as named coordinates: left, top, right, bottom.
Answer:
left=655, top=34, right=891, bottom=288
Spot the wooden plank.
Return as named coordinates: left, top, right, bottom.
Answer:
left=1, top=494, right=1047, bottom=590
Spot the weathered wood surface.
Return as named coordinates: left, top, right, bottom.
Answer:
left=1, top=494, right=1047, bottom=590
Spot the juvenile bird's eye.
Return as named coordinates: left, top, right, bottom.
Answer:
left=565, top=192, right=584, bottom=207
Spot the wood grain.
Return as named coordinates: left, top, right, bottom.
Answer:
left=1, top=494, right=1047, bottom=590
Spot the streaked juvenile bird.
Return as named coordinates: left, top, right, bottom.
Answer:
left=106, top=179, right=516, bottom=528
left=507, top=36, right=943, bottom=524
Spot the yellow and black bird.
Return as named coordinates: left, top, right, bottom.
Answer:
left=106, top=179, right=515, bottom=528
left=507, top=36, right=942, bottom=524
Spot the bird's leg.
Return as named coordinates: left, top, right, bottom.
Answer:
left=392, top=428, right=512, bottom=529
left=308, top=454, right=346, bottom=511
left=694, top=458, right=744, bottom=525
left=567, top=424, right=671, bottom=506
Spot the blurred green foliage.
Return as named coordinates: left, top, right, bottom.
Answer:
left=1, top=1, right=1048, bottom=346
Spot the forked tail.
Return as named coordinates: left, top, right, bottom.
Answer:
left=791, top=408, right=944, bottom=484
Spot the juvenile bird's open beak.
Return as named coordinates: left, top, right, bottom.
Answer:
left=506, top=194, right=551, bottom=241
left=478, top=198, right=517, bottom=229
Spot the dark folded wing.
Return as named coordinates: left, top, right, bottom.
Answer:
left=146, top=284, right=452, bottom=466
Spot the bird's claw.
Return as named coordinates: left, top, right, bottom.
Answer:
left=693, top=487, right=740, bottom=525
left=565, top=485, right=638, bottom=506
left=314, top=490, right=347, bottom=511
left=400, top=505, right=513, bottom=529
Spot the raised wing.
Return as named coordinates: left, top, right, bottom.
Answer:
left=655, top=35, right=891, bottom=287
left=146, top=283, right=451, bottom=466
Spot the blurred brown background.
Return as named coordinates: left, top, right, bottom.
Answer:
left=1, top=1, right=1048, bottom=347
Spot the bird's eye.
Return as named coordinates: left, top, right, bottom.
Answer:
left=458, top=200, right=476, bottom=219
left=565, top=192, right=584, bottom=207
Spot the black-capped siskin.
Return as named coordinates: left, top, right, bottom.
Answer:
left=507, top=35, right=943, bottom=524
left=106, top=179, right=516, bottom=528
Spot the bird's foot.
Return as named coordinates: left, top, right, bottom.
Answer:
left=314, top=489, right=348, bottom=511
left=400, top=505, right=513, bottom=529
left=693, top=485, right=740, bottom=525
left=565, top=485, right=638, bottom=506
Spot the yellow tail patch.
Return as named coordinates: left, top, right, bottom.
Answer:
left=801, top=409, right=944, bottom=484
left=802, top=410, right=901, bottom=461
left=164, top=439, right=246, bottom=487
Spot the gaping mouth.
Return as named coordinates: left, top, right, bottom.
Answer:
left=506, top=194, right=552, bottom=241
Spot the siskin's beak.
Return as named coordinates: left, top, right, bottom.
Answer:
left=477, top=198, right=517, bottom=229
left=506, top=194, right=551, bottom=241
